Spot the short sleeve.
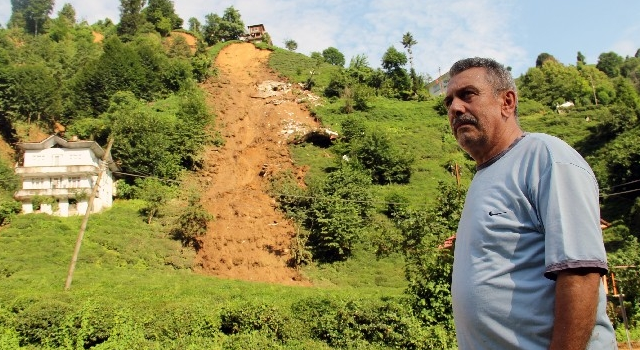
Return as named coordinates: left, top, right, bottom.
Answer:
left=538, top=161, right=608, bottom=280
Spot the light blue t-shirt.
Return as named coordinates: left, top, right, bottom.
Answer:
left=452, top=133, right=617, bottom=350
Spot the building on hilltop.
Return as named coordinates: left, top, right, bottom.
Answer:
left=13, top=135, right=119, bottom=217
left=427, top=72, right=450, bottom=96
left=241, top=24, right=271, bottom=44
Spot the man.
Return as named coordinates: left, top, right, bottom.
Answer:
left=445, top=57, right=617, bottom=350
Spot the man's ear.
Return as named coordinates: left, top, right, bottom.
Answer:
left=501, top=90, right=517, bottom=118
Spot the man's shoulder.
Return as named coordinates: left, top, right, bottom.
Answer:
left=521, top=132, right=584, bottom=160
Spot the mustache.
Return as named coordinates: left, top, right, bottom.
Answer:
left=452, top=114, right=478, bottom=130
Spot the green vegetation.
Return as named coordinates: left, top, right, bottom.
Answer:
left=1, top=2, right=640, bottom=348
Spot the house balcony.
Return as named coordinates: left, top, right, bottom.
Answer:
left=14, top=186, right=93, bottom=200
left=15, top=165, right=100, bottom=177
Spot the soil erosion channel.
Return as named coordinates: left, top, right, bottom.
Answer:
left=196, top=43, right=319, bottom=286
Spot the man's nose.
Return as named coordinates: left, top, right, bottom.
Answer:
left=448, top=98, right=464, bottom=120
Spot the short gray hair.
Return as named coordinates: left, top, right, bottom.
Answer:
left=449, top=57, right=516, bottom=96
left=449, top=57, right=518, bottom=117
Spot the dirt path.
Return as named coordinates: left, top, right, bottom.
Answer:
left=194, top=43, right=319, bottom=286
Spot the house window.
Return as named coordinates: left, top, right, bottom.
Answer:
left=51, top=177, right=61, bottom=189
left=31, top=178, right=45, bottom=189
left=68, top=177, right=81, bottom=188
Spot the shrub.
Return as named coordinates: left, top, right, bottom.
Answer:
left=15, top=299, right=76, bottom=347
left=220, top=303, right=292, bottom=341
left=171, top=193, right=213, bottom=250
left=0, top=196, right=21, bottom=226
left=306, top=166, right=373, bottom=262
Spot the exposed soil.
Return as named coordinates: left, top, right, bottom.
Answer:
left=194, top=43, right=320, bottom=286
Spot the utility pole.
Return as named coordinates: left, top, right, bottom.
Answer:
left=64, top=137, right=114, bottom=291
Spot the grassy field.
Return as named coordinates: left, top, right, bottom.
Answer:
left=0, top=200, right=411, bottom=349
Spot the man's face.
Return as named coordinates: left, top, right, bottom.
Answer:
left=443, top=67, right=506, bottom=160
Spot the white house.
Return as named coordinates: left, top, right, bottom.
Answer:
left=13, top=135, right=119, bottom=217
left=427, top=72, right=450, bottom=96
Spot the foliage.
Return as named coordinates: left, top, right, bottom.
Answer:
left=322, top=47, right=345, bottom=67
left=535, top=52, right=557, bottom=67
left=220, top=303, right=292, bottom=340
left=171, top=190, right=213, bottom=250
left=143, top=0, right=184, bottom=36
left=306, top=166, right=373, bottom=262
left=0, top=63, right=62, bottom=125
left=284, top=39, right=298, bottom=52
left=9, top=0, right=54, bottom=35
left=135, top=177, right=175, bottom=224
left=202, top=6, right=245, bottom=45
left=117, top=0, right=146, bottom=39
left=342, top=128, right=415, bottom=185
left=597, top=51, right=624, bottom=78
left=397, top=182, right=464, bottom=344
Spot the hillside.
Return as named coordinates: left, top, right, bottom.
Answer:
left=195, top=43, right=318, bottom=285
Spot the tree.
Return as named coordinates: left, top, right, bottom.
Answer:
left=58, top=3, right=76, bottom=25
left=135, top=178, right=174, bottom=224
left=381, top=46, right=407, bottom=73
left=577, top=51, right=586, bottom=65
left=117, top=0, right=146, bottom=38
left=10, top=0, right=55, bottom=35
left=322, top=47, right=345, bottom=67
left=202, top=7, right=245, bottom=45
left=401, top=32, right=417, bottom=72
left=1, top=63, right=62, bottom=124
left=219, top=6, right=245, bottom=41
left=535, top=52, right=557, bottom=67
left=381, top=46, right=410, bottom=94
left=143, top=0, right=183, bottom=36
left=597, top=51, right=624, bottom=78
left=284, top=39, right=298, bottom=52
left=187, top=17, right=201, bottom=34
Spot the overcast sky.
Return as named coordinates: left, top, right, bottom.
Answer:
left=1, top=1, right=639, bottom=78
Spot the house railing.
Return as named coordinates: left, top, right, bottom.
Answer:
left=15, top=165, right=99, bottom=176
left=14, top=186, right=94, bottom=200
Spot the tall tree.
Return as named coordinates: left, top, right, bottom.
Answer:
left=118, top=0, right=146, bottom=38
left=577, top=51, right=586, bottom=65
left=10, top=0, right=55, bottom=35
left=58, top=3, right=76, bottom=24
left=401, top=32, right=417, bottom=72
left=187, top=17, right=201, bottom=34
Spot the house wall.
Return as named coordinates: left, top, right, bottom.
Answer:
left=23, top=148, right=98, bottom=167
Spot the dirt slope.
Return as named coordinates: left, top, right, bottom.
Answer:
left=194, top=43, right=319, bottom=286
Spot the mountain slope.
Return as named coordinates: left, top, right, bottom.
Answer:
left=195, top=43, right=318, bottom=285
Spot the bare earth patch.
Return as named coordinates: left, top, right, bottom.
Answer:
left=194, top=43, right=320, bottom=286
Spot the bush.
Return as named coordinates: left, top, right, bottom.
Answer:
left=0, top=196, right=21, bottom=226
left=306, top=166, right=373, bottom=262
left=220, top=303, right=292, bottom=341
left=350, top=130, right=415, bottom=185
left=171, top=193, right=213, bottom=250
left=15, top=299, right=76, bottom=347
